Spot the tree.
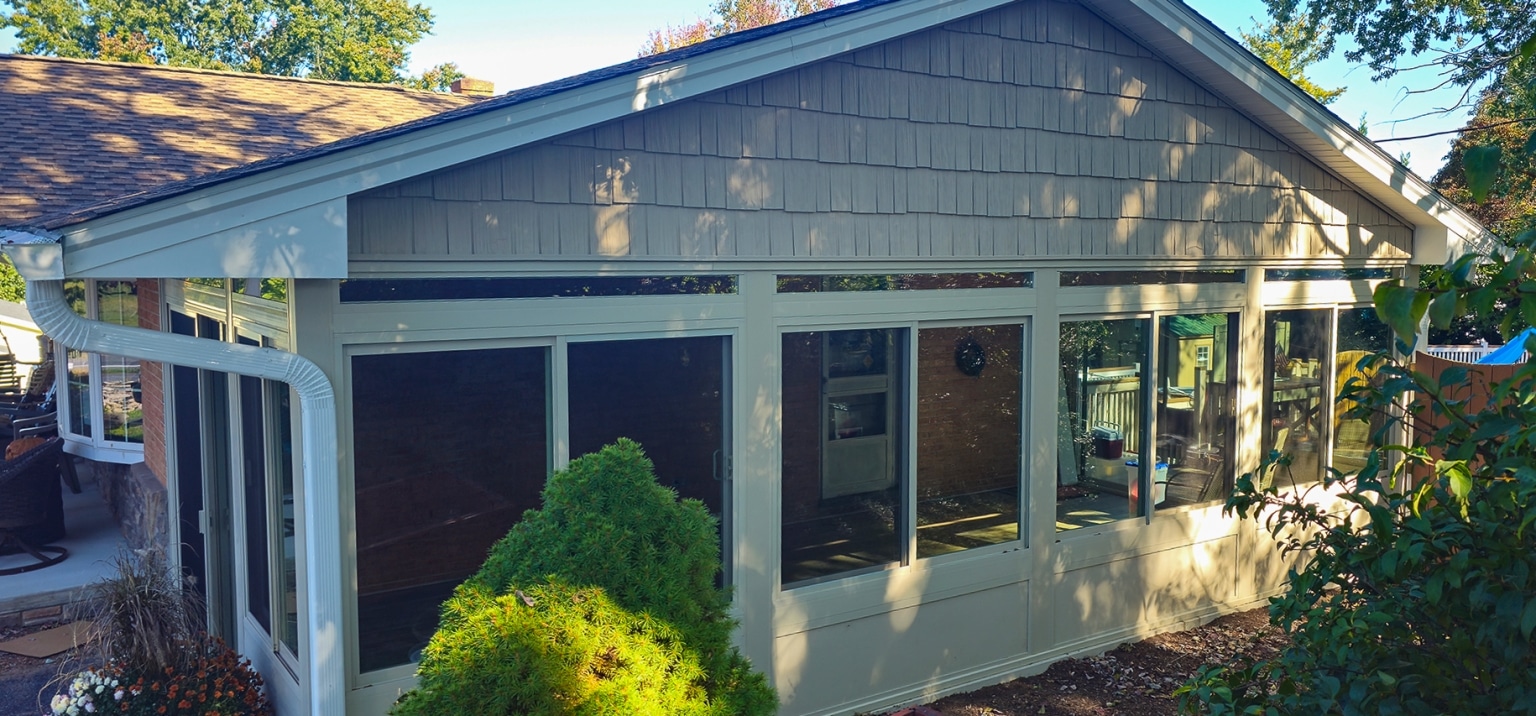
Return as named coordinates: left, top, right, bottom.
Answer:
left=1, top=0, right=436, bottom=83
left=1264, top=0, right=1536, bottom=91
left=396, top=440, right=775, bottom=715
left=401, top=61, right=464, bottom=93
left=1240, top=16, right=1345, bottom=105
left=641, top=0, right=838, bottom=56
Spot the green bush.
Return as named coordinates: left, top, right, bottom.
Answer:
left=1178, top=256, right=1536, bottom=714
left=394, top=439, right=775, bottom=716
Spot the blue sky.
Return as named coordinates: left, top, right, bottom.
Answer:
left=2, top=0, right=1474, bottom=176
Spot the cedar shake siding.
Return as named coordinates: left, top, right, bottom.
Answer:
left=349, top=0, right=1411, bottom=263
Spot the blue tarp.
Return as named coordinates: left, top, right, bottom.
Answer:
left=1476, top=327, right=1536, bottom=364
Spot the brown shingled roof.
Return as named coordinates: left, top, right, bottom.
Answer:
left=0, top=54, right=477, bottom=227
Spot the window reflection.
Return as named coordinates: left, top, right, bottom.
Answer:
left=1156, top=314, right=1237, bottom=507
left=1058, top=319, right=1148, bottom=531
left=1333, top=308, right=1391, bottom=475
left=1264, top=310, right=1333, bottom=486
left=916, top=326, right=1022, bottom=557
left=782, top=329, right=906, bottom=586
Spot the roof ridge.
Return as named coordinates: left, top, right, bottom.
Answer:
left=0, top=52, right=478, bottom=99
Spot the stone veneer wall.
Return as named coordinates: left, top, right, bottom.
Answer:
left=93, top=461, right=168, bottom=555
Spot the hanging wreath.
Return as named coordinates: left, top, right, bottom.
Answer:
left=955, top=336, right=987, bottom=376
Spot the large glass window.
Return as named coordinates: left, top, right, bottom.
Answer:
left=782, top=324, right=1030, bottom=586
left=58, top=279, right=143, bottom=460
left=1333, top=308, right=1392, bottom=475
left=1264, top=310, right=1333, bottom=486
left=916, top=326, right=1022, bottom=557
left=782, top=328, right=906, bottom=585
left=352, top=346, right=549, bottom=673
left=568, top=336, right=730, bottom=566
left=1156, top=314, right=1238, bottom=508
left=1058, top=318, right=1149, bottom=531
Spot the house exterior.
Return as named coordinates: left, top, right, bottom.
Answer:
left=0, top=0, right=1490, bottom=714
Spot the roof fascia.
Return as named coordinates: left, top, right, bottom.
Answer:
left=57, top=0, right=1012, bottom=277
left=1082, top=0, right=1492, bottom=263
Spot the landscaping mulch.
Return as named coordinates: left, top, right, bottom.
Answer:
left=919, top=607, right=1287, bottom=716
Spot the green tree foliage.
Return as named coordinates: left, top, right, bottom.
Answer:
left=1, top=0, right=436, bottom=83
left=401, top=60, right=463, bottom=93
left=1178, top=248, right=1536, bottom=714
left=1239, top=16, right=1344, bottom=105
left=395, top=439, right=776, bottom=716
left=1265, top=0, right=1536, bottom=88
left=0, top=257, right=25, bottom=304
left=640, top=0, right=838, bottom=56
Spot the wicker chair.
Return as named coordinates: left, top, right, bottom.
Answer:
left=0, top=437, right=69, bottom=575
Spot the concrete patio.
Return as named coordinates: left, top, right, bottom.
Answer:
left=0, top=461, right=127, bottom=627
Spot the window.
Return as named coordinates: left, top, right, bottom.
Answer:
left=1332, top=308, right=1391, bottom=475
left=1057, top=318, right=1149, bottom=531
left=1263, top=309, right=1333, bottom=486
left=351, top=346, right=549, bottom=673
left=1155, top=314, right=1238, bottom=508
left=782, top=329, right=906, bottom=585
left=916, top=326, right=1022, bottom=557
left=58, top=279, right=144, bottom=462
left=781, top=324, right=1029, bottom=586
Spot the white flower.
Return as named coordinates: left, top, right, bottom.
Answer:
left=84, top=702, right=95, bottom=713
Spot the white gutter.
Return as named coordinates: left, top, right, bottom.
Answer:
left=1, top=236, right=345, bottom=716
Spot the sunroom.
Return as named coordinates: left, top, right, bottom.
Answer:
left=0, top=0, right=1490, bottom=714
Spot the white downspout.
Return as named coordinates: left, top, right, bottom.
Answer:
left=3, top=237, right=345, bottom=716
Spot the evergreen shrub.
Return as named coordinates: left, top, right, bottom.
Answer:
left=393, top=439, right=775, bottom=716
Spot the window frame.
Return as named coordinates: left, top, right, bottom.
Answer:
left=57, top=278, right=146, bottom=464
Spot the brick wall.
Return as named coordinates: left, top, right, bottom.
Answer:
left=916, top=325, right=1022, bottom=498
left=783, top=326, right=1025, bottom=525
left=352, top=346, right=548, bottom=595
left=135, top=278, right=166, bottom=485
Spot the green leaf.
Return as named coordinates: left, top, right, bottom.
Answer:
left=1463, top=144, right=1503, bottom=203
left=1524, top=129, right=1536, bottom=159
left=1523, top=598, right=1536, bottom=638
left=1438, top=459, right=1473, bottom=517
left=1522, top=35, right=1536, bottom=60
left=1374, top=281, right=1426, bottom=352
left=1428, top=290, right=1457, bottom=329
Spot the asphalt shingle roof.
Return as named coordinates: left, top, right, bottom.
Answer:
left=3, top=0, right=896, bottom=231
left=0, top=54, right=477, bottom=228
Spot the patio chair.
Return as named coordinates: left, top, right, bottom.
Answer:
left=0, top=436, right=69, bottom=575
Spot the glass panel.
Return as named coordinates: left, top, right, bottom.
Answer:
left=272, top=383, right=298, bottom=654
left=1156, top=314, right=1238, bottom=508
left=1264, top=309, right=1333, bottom=486
left=94, top=281, right=144, bottom=444
left=776, top=273, right=1033, bottom=292
left=100, top=354, right=143, bottom=444
left=232, top=278, right=289, bottom=303
left=916, top=325, right=1022, bottom=558
left=1333, top=307, right=1391, bottom=475
left=1061, top=270, right=1244, bottom=286
left=568, top=336, right=727, bottom=520
left=240, top=369, right=270, bottom=634
left=1058, top=319, right=1148, bottom=531
left=352, top=347, right=548, bottom=673
left=1265, top=268, right=1393, bottom=281
left=65, top=347, right=91, bottom=438
left=339, top=276, right=736, bottom=302
left=782, top=329, right=906, bottom=586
